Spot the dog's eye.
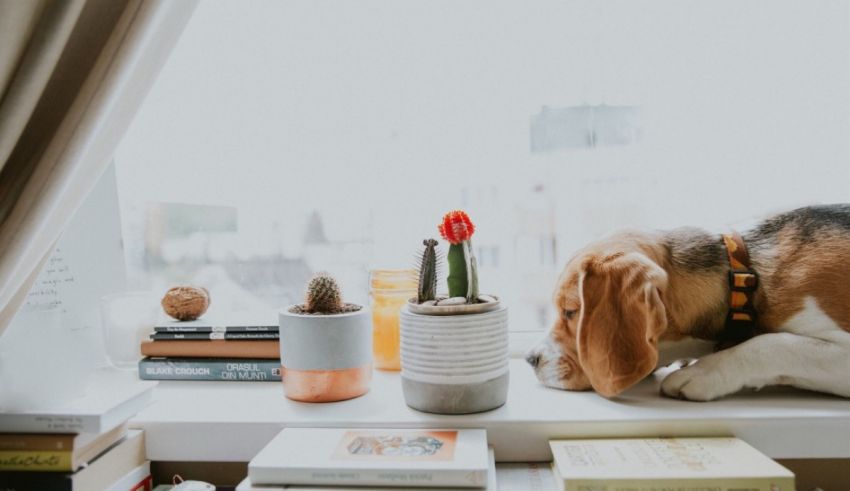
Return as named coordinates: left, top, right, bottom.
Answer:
left=563, top=309, right=577, bottom=320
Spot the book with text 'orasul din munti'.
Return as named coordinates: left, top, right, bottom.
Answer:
left=138, top=357, right=281, bottom=381
left=249, top=428, right=489, bottom=488
left=550, top=437, right=794, bottom=491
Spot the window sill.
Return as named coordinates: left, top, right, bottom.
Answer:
left=131, top=360, right=850, bottom=462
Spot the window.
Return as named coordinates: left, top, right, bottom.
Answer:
left=115, top=1, right=850, bottom=351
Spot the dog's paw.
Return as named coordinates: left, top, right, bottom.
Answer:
left=652, top=358, right=697, bottom=382
left=660, top=358, right=740, bottom=402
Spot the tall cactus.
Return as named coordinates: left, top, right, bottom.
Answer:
left=305, top=273, right=344, bottom=314
left=439, top=210, right=479, bottom=303
left=417, top=239, right=439, bottom=303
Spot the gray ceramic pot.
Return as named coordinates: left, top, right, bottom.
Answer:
left=279, top=306, right=372, bottom=402
left=400, top=306, right=509, bottom=414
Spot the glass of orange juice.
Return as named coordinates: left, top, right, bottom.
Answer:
left=370, top=269, right=417, bottom=371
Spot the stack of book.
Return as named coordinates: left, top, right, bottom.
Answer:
left=240, top=428, right=496, bottom=490
left=0, top=371, right=156, bottom=490
left=139, top=319, right=281, bottom=382
left=549, top=437, right=795, bottom=491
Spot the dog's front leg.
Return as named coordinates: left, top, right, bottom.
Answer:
left=660, top=331, right=850, bottom=401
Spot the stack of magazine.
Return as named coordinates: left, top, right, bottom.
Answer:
left=138, top=317, right=280, bottom=382
left=239, top=428, right=495, bottom=490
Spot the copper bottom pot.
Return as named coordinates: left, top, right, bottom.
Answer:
left=283, top=364, right=372, bottom=403
left=279, top=306, right=373, bottom=403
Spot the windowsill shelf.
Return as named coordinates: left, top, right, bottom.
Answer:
left=131, top=360, right=850, bottom=462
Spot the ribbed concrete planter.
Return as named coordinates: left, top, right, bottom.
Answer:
left=400, top=306, right=509, bottom=414
left=279, top=306, right=372, bottom=402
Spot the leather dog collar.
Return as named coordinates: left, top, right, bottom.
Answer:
left=719, top=231, right=759, bottom=347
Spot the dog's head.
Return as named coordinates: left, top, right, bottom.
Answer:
left=526, top=235, right=669, bottom=397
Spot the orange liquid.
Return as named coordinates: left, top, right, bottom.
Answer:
left=370, top=271, right=417, bottom=371
left=371, top=292, right=409, bottom=370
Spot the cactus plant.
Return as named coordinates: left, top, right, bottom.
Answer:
left=438, top=210, right=479, bottom=303
left=292, top=272, right=361, bottom=314
left=417, top=239, right=439, bottom=303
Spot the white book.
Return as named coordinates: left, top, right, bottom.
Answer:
left=0, top=370, right=155, bottom=433
left=105, top=461, right=152, bottom=491
left=496, top=462, right=557, bottom=491
left=240, top=447, right=496, bottom=490
left=249, top=428, right=489, bottom=488
left=550, top=437, right=795, bottom=491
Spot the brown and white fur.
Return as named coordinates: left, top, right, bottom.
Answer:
left=526, top=205, right=850, bottom=401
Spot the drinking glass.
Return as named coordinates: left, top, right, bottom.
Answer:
left=370, top=269, right=417, bottom=370
left=100, top=291, right=158, bottom=369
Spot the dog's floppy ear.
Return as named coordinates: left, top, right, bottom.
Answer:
left=577, top=252, right=668, bottom=398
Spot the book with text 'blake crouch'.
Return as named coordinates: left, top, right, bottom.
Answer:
left=0, top=370, right=155, bottom=433
left=138, top=357, right=281, bottom=382
left=249, top=428, right=489, bottom=488
left=0, top=423, right=127, bottom=472
left=550, top=437, right=795, bottom=491
left=239, top=447, right=496, bottom=490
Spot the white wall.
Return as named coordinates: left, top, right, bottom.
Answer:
left=115, top=0, right=850, bottom=326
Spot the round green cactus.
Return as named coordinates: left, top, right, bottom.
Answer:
left=305, top=273, right=344, bottom=314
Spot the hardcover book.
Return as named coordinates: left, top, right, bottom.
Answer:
left=149, top=332, right=279, bottom=341
left=155, top=316, right=278, bottom=333
left=0, top=370, right=155, bottom=433
left=140, top=339, right=279, bottom=359
left=549, top=437, right=795, bottom=491
left=241, top=447, right=496, bottom=490
left=249, top=428, right=489, bottom=488
left=496, top=462, right=557, bottom=491
left=0, top=429, right=145, bottom=491
left=0, top=423, right=127, bottom=471
left=154, top=325, right=278, bottom=333
left=105, top=461, right=152, bottom=491
left=138, top=358, right=281, bottom=382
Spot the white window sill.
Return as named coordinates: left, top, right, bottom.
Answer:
left=131, top=360, right=850, bottom=462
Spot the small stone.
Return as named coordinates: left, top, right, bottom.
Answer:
left=437, top=296, right=467, bottom=306
left=421, top=300, right=437, bottom=306
left=478, top=294, right=497, bottom=303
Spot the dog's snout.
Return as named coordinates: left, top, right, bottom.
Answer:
left=525, top=352, right=541, bottom=368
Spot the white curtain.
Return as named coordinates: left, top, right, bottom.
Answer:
left=0, top=0, right=197, bottom=336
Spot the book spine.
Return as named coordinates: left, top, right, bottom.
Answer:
left=251, top=467, right=487, bottom=488
left=139, top=358, right=282, bottom=381
left=565, top=477, right=796, bottom=491
left=0, top=435, right=74, bottom=451
left=150, top=332, right=279, bottom=340
left=154, top=325, right=279, bottom=333
left=0, top=450, right=73, bottom=471
left=0, top=415, right=94, bottom=434
left=140, top=340, right=280, bottom=359
left=0, top=472, right=71, bottom=490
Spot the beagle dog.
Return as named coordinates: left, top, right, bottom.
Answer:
left=526, top=205, right=850, bottom=401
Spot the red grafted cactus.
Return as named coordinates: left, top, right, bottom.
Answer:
left=438, top=210, right=475, bottom=244
left=438, top=210, right=478, bottom=302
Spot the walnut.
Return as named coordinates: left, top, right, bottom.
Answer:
left=161, top=286, right=210, bottom=321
